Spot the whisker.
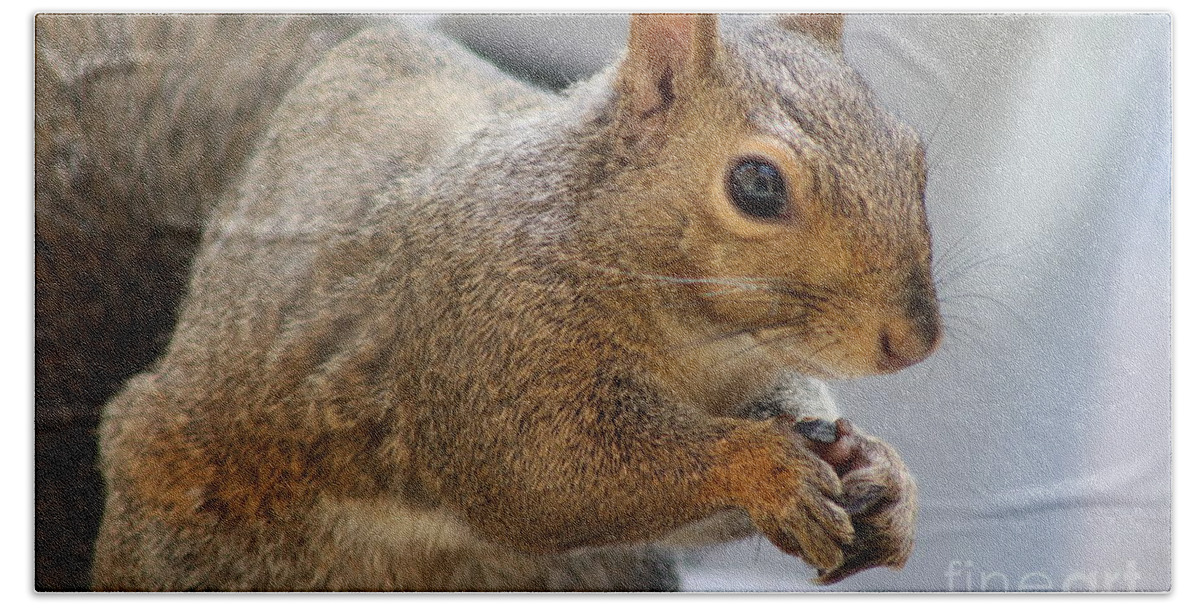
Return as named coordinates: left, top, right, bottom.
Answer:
left=570, top=261, right=778, bottom=291
left=930, top=221, right=1007, bottom=279
left=566, top=260, right=860, bottom=369
left=698, top=287, right=740, bottom=298
left=569, top=261, right=848, bottom=313
left=933, top=231, right=1040, bottom=291
left=705, top=329, right=778, bottom=367
left=663, top=309, right=811, bottom=356
left=939, top=291, right=1031, bottom=333
left=939, top=310, right=984, bottom=338
left=935, top=250, right=1025, bottom=291
left=931, top=229, right=977, bottom=278
left=923, top=87, right=963, bottom=171
left=808, top=332, right=844, bottom=361
left=710, top=317, right=842, bottom=370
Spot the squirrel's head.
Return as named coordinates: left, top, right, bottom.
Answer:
left=583, top=14, right=940, bottom=379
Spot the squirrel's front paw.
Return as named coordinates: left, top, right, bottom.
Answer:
left=754, top=460, right=856, bottom=572
left=796, top=418, right=918, bottom=585
left=720, top=419, right=855, bottom=572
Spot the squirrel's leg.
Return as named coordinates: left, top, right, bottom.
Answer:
left=421, top=378, right=856, bottom=573
left=656, top=372, right=843, bottom=547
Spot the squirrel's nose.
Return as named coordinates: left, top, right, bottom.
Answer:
left=875, top=268, right=942, bottom=373
left=876, top=313, right=942, bottom=373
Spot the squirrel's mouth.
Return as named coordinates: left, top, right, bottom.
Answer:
left=748, top=310, right=941, bottom=379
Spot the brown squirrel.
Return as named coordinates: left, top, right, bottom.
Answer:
left=83, top=13, right=940, bottom=591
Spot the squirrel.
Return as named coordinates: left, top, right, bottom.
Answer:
left=84, top=13, right=941, bottom=591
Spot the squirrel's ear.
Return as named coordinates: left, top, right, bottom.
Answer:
left=615, top=14, right=719, bottom=122
left=776, top=13, right=844, bottom=54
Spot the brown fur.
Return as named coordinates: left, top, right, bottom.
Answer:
left=63, top=14, right=940, bottom=590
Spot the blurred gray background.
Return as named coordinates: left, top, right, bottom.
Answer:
left=432, top=13, right=1172, bottom=592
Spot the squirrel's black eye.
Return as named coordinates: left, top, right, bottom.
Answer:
left=727, top=159, right=788, bottom=219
